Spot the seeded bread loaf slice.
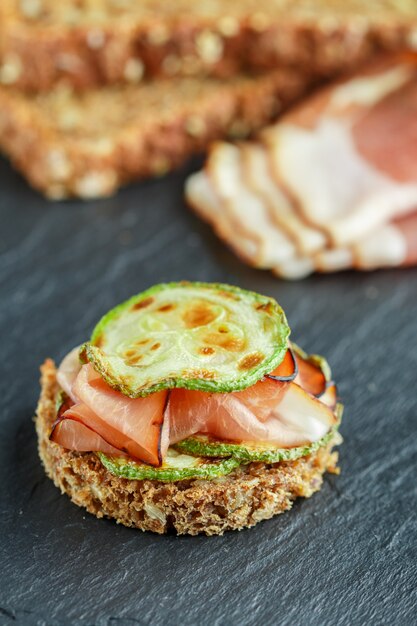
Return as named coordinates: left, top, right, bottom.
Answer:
left=36, top=359, right=340, bottom=536
left=1, top=0, right=416, bottom=91
left=0, top=69, right=310, bottom=199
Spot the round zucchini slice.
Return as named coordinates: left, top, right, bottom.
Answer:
left=97, top=448, right=241, bottom=482
left=174, top=411, right=342, bottom=463
left=81, top=282, right=289, bottom=397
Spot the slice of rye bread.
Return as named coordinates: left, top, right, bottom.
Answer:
left=1, top=0, right=417, bottom=91
left=36, top=359, right=340, bottom=536
left=0, top=69, right=311, bottom=200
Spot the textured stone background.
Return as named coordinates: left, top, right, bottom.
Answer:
left=1, top=157, right=416, bottom=626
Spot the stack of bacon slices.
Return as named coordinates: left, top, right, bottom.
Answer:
left=51, top=345, right=338, bottom=467
left=186, top=54, right=417, bottom=279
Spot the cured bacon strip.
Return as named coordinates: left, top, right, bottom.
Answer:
left=264, top=55, right=417, bottom=247
left=241, top=143, right=327, bottom=255
left=186, top=55, right=417, bottom=279
left=206, top=143, right=296, bottom=267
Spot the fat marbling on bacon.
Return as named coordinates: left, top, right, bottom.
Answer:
left=186, top=53, right=417, bottom=278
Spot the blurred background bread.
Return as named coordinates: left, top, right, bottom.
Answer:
left=1, top=0, right=417, bottom=199
left=1, top=0, right=417, bottom=91
left=0, top=69, right=310, bottom=199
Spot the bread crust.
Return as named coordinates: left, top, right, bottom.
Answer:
left=1, top=1, right=416, bottom=91
left=36, top=360, right=340, bottom=536
left=0, top=70, right=310, bottom=199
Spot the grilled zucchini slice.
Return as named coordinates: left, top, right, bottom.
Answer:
left=81, top=282, right=289, bottom=397
left=174, top=412, right=342, bottom=463
left=97, top=448, right=241, bottom=481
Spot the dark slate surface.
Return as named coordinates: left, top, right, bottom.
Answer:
left=1, top=155, right=416, bottom=626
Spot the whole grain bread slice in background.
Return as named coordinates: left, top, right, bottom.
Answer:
left=0, top=69, right=312, bottom=199
left=1, top=0, right=417, bottom=91
left=36, top=359, right=340, bottom=536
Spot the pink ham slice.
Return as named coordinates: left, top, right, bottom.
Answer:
left=294, top=354, right=327, bottom=398
left=51, top=417, right=123, bottom=455
left=73, top=365, right=169, bottom=466
left=237, top=348, right=298, bottom=422
left=50, top=385, right=126, bottom=455
left=54, top=361, right=169, bottom=466
left=53, top=348, right=336, bottom=461
left=167, top=381, right=336, bottom=448
left=56, top=346, right=81, bottom=402
left=319, top=383, right=338, bottom=411
left=394, top=212, right=417, bottom=265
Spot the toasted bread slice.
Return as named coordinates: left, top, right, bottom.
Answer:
left=35, top=359, right=340, bottom=536
left=1, top=0, right=416, bottom=90
left=0, top=69, right=310, bottom=199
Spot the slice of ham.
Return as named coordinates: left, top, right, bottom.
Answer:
left=167, top=381, right=336, bottom=448
left=73, top=365, right=169, bottom=466
left=266, top=347, right=298, bottom=382
left=53, top=347, right=337, bottom=461
left=266, top=118, right=417, bottom=247
left=50, top=418, right=123, bottom=455
left=304, top=212, right=416, bottom=275
left=56, top=346, right=81, bottom=402
left=54, top=360, right=169, bottom=466
left=294, top=354, right=327, bottom=398
left=319, top=383, right=338, bottom=411
left=50, top=389, right=125, bottom=455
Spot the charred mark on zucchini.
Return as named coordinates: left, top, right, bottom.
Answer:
left=204, top=332, right=245, bottom=352
left=199, top=346, right=215, bottom=355
left=186, top=369, right=216, bottom=380
left=126, top=355, right=143, bottom=366
left=256, top=301, right=274, bottom=315
left=183, top=301, right=217, bottom=328
left=131, top=297, right=154, bottom=310
left=239, top=353, right=264, bottom=370
left=92, top=335, right=104, bottom=348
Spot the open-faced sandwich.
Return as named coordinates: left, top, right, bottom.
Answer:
left=36, top=282, right=342, bottom=535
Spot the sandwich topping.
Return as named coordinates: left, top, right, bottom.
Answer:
left=51, top=282, right=341, bottom=481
